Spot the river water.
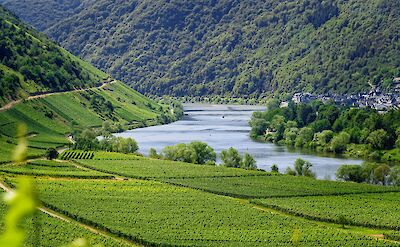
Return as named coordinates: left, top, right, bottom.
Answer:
left=116, top=104, right=363, bottom=179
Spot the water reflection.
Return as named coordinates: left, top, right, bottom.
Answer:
left=115, top=104, right=362, bottom=179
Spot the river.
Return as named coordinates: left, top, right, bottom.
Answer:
left=115, top=104, right=363, bottom=179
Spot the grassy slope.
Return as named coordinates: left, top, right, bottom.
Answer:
left=0, top=81, right=162, bottom=163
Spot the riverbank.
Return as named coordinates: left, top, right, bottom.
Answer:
left=115, top=104, right=363, bottom=179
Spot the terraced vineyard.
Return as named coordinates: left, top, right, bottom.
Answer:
left=166, top=175, right=400, bottom=198
left=33, top=179, right=391, bottom=247
left=253, top=193, right=400, bottom=230
left=0, top=81, right=165, bottom=163
left=0, top=160, right=112, bottom=178
left=60, top=151, right=94, bottom=160
left=78, top=158, right=268, bottom=179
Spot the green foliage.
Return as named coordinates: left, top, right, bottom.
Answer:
left=220, top=147, right=242, bottom=168
left=0, top=6, right=105, bottom=106
left=4, top=0, right=400, bottom=97
left=148, top=148, right=161, bottom=159
left=44, top=148, right=58, bottom=160
left=251, top=101, right=400, bottom=159
left=337, top=162, right=398, bottom=185
left=330, top=131, right=350, bottom=153
left=271, top=164, right=279, bottom=173
left=161, top=141, right=216, bottom=165
left=0, top=177, right=37, bottom=247
left=240, top=152, right=257, bottom=170
left=367, top=129, right=389, bottom=150
left=286, top=159, right=315, bottom=178
left=73, top=131, right=139, bottom=154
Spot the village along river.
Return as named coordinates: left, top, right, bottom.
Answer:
left=116, top=104, right=363, bottom=179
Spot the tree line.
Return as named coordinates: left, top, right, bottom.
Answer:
left=250, top=100, right=400, bottom=161
left=149, top=143, right=258, bottom=170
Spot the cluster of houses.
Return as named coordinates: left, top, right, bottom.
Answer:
left=291, top=78, right=400, bottom=111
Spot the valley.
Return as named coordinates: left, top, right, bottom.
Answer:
left=0, top=1, right=399, bottom=246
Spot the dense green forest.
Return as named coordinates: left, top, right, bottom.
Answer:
left=0, top=6, right=108, bottom=106
left=250, top=100, right=400, bottom=161
left=1, top=0, right=400, bottom=97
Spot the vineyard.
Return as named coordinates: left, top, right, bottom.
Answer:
left=0, top=160, right=112, bottom=178
left=32, top=178, right=392, bottom=247
left=92, top=151, right=142, bottom=160
left=252, top=193, right=400, bottom=230
left=78, top=158, right=267, bottom=179
left=0, top=154, right=398, bottom=246
left=166, top=175, right=400, bottom=198
left=0, top=202, right=131, bottom=246
left=60, top=151, right=95, bottom=160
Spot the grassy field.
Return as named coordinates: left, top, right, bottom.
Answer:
left=78, top=158, right=268, bottom=179
left=0, top=160, right=113, bottom=178
left=33, top=178, right=391, bottom=247
left=253, top=193, right=400, bottom=230
left=166, top=175, right=400, bottom=198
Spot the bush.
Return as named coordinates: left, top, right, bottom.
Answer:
left=45, top=148, right=59, bottom=160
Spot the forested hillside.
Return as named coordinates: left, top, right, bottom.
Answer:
left=1, top=0, right=400, bottom=97
left=0, top=6, right=108, bottom=106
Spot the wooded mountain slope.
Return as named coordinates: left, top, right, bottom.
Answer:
left=0, top=5, right=108, bottom=106
left=1, top=0, right=400, bottom=97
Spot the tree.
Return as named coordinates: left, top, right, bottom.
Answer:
left=271, top=164, right=279, bottom=173
left=389, top=166, right=400, bottom=185
left=249, top=118, right=268, bottom=137
left=295, top=127, right=314, bottom=147
left=336, top=165, right=365, bottom=183
left=148, top=148, right=160, bottom=159
left=162, top=143, right=196, bottom=163
left=45, top=148, right=59, bottom=160
left=367, top=129, right=389, bottom=150
left=270, top=115, right=286, bottom=142
left=161, top=142, right=216, bottom=164
left=73, top=129, right=98, bottom=150
left=294, top=158, right=315, bottom=177
left=240, top=152, right=257, bottom=170
left=220, top=147, right=242, bottom=168
left=189, top=141, right=216, bottom=164
left=284, top=127, right=299, bottom=146
left=330, top=131, right=350, bottom=153
left=374, top=164, right=391, bottom=185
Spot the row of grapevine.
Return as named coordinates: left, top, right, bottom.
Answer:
left=252, top=192, right=400, bottom=230
left=60, top=151, right=94, bottom=160
left=166, top=175, right=400, bottom=199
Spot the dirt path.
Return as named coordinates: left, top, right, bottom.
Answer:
left=0, top=80, right=116, bottom=112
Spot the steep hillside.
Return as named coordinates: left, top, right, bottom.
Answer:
left=1, top=0, right=400, bottom=97
left=0, top=5, right=108, bottom=106
left=0, top=6, right=174, bottom=163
